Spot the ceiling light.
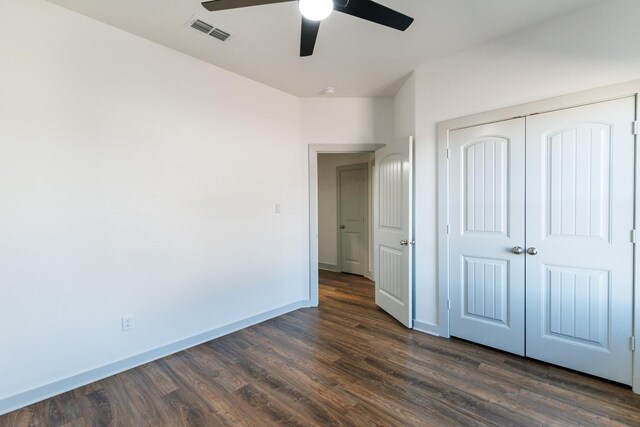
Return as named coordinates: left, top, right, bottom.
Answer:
left=299, top=0, right=333, bottom=21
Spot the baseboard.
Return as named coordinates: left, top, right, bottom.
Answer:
left=413, top=320, right=440, bottom=337
left=0, top=300, right=308, bottom=416
left=318, top=263, right=340, bottom=272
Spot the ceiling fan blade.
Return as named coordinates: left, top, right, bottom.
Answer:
left=334, top=0, right=414, bottom=31
left=202, top=0, right=295, bottom=12
left=300, top=17, right=321, bottom=57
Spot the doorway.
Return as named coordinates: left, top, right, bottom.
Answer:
left=308, top=140, right=415, bottom=328
left=318, top=154, right=373, bottom=278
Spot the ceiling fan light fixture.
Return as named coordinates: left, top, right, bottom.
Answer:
left=299, top=0, right=333, bottom=21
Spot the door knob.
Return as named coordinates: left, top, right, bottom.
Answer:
left=340, top=225, right=345, bottom=229
left=512, top=246, right=524, bottom=255
left=400, top=240, right=409, bottom=246
left=527, top=247, right=538, bottom=256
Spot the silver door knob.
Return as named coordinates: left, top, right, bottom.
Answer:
left=400, top=240, right=409, bottom=246
left=527, top=247, right=538, bottom=255
left=512, top=246, right=524, bottom=255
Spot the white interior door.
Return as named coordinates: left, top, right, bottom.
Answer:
left=338, top=164, right=367, bottom=276
left=374, top=137, right=413, bottom=328
left=525, top=97, right=635, bottom=385
left=449, top=119, right=526, bottom=355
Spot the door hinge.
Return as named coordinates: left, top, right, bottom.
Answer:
left=632, top=229, right=637, bottom=244
left=447, top=299, right=451, bottom=310
left=446, top=224, right=450, bottom=235
left=446, top=148, right=451, bottom=159
left=631, top=336, right=636, bottom=351
left=633, top=120, right=639, bottom=136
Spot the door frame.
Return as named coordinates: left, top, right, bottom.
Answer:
left=437, top=79, right=640, bottom=392
left=336, top=163, right=370, bottom=276
left=308, top=144, right=384, bottom=307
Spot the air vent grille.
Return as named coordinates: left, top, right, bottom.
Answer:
left=187, top=16, right=231, bottom=42
left=191, top=19, right=214, bottom=34
left=210, top=28, right=231, bottom=42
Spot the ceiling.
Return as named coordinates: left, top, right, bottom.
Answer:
left=47, top=0, right=601, bottom=97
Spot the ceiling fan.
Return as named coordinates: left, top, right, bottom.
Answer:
left=201, top=0, right=414, bottom=57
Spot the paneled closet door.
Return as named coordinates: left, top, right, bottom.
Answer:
left=525, top=97, right=635, bottom=385
left=449, top=118, right=526, bottom=356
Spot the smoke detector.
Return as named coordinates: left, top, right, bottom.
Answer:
left=321, top=87, right=336, bottom=96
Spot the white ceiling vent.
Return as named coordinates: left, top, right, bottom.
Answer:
left=187, top=16, right=231, bottom=42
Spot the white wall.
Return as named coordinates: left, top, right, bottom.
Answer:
left=410, top=0, right=640, bottom=331
left=318, top=153, right=374, bottom=274
left=0, top=0, right=305, bottom=408
left=301, top=98, right=395, bottom=145
left=394, top=73, right=416, bottom=140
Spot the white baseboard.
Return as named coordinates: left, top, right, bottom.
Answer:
left=0, top=300, right=308, bottom=416
left=298, top=299, right=314, bottom=308
left=413, top=320, right=440, bottom=337
left=318, top=263, right=340, bottom=272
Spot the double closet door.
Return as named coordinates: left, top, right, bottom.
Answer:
left=448, top=97, right=636, bottom=385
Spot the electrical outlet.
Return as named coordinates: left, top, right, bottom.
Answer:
left=122, top=315, right=134, bottom=332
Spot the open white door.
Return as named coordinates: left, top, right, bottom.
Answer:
left=374, top=137, right=413, bottom=328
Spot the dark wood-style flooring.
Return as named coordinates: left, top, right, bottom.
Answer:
left=2, top=270, right=640, bottom=426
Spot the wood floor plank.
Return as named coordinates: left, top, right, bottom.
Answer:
left=137, top=362, right=179, bottom=397
left=2, top=270, right=640, bottom=426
